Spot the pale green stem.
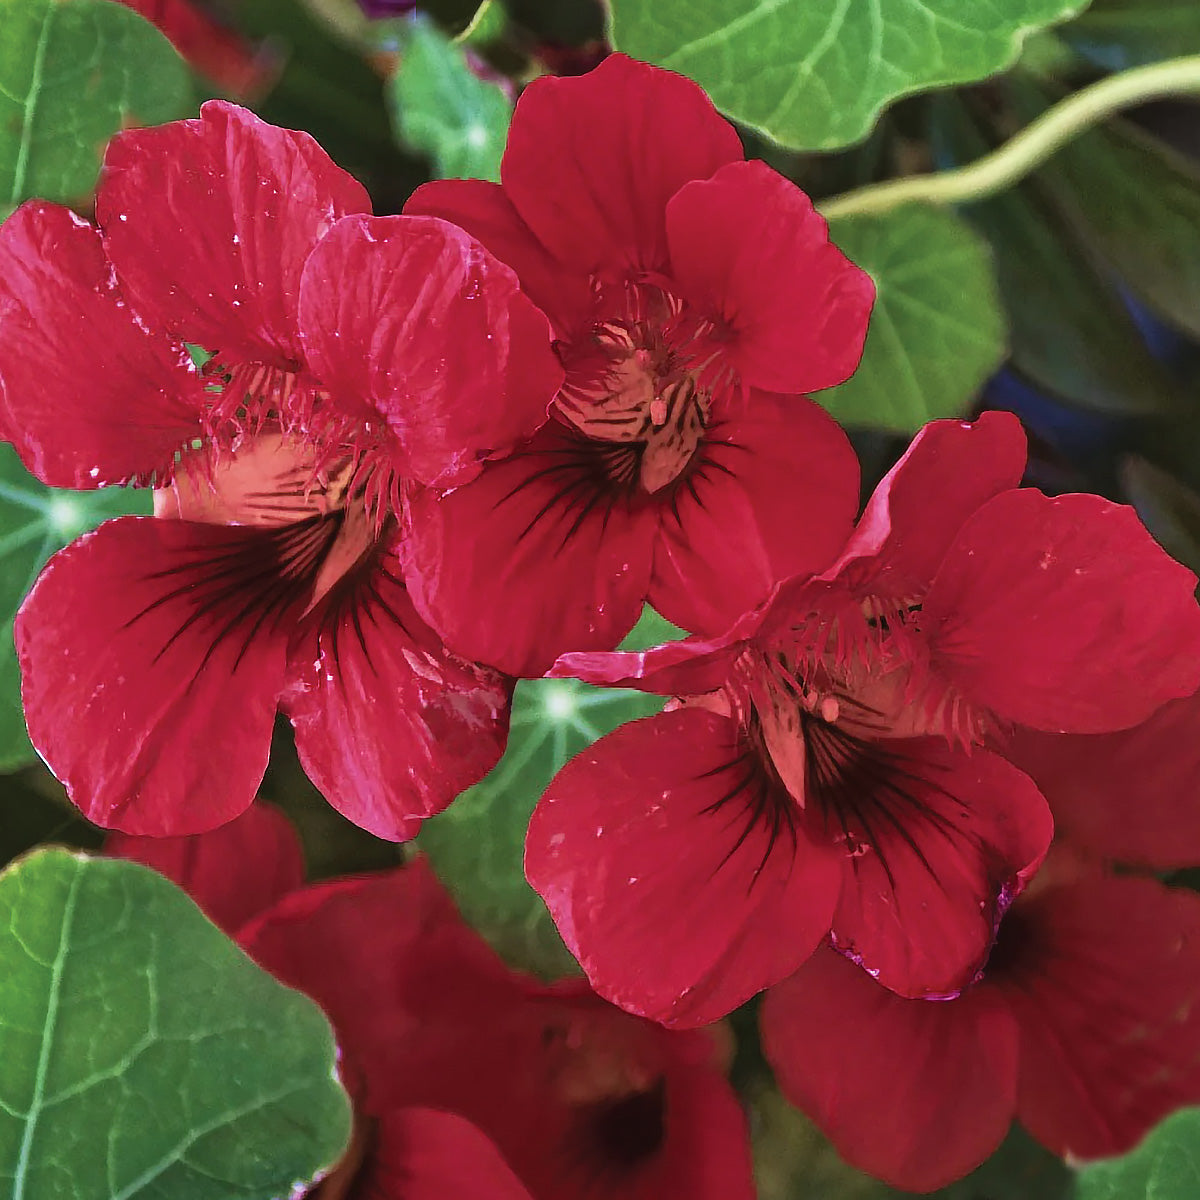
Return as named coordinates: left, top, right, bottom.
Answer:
left=818, top=55, right=1200, bottom=221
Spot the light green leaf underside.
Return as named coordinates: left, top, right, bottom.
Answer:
left=818, top=203, right=1007, bottom=432
left=0, top=849, right=352, bottom=1200
left=389, top=15, right=511, bottom=182
left=0, top=445, right=151, bottom=771
left=1074, top=1106, right=1200, bottom=1200
left=0, top=0, right=192, bottom=214
left=609, top=0, right=1090, bottom=150
left=418, top=609, right=679, bottom=978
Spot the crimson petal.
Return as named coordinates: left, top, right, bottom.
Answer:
left=0, top=202, right=204, bottom=488
left=364, top=1109, right=534, bottom=1200
left=998, top=873, right=1200, bottom=1160
left=402, top=422, right=658, bottom=677
left=1005, top=693, right=1200, bottom=869
left=105, top=803, right=304, bottom=935
left=526, top=709, right=842, bottom=1026
left=828, top=742, right=1052, bottom=999
left=828, top=411, right=1028, bottom=600
left=501, top=54, right=742, bottom=275
left=16, top=517, right=295, bottom=834
left=651, top=390, right=859, bottom=636
left=666, top=161, right=874, bottom=394
left=298, top=214, right=560, bottom=488
left=404, top=178, right=593, bottom=338
left=761, top=948, right=1018, bottom=1192
left=924, top=490, right=1200, bottom=733
left=283, top=541, right=512, bottom=841
left=98, top=100, right=370, bottom=366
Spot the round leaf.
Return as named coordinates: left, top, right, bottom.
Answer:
left=817, top=203, right=1007, bottom=432
left=608, top=0, right=1089, bottom=151
left=419, top=676, right=664, bottom=979
left=0, top=0, right=192, bottom=214
left=0, top=848, right=352, bottom=1200
left=1075, top=1107, right=1200, bottom=1200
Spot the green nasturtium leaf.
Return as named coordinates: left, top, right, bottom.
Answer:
left=419, top=607, right=680, bottom=978
left=0, top=445, right=151, bottom=770
left=1063, top=0, right=1200, bottom=70
left=932, top=96, right=1181, bottom=417
left=0, top=0, right=192, bottom=217
left=816, top=204, right=1007, bottom=433
left=0, top=848, right=352, bottom=1200
left=419, top=676, right=664, bottom=978
left=1075, top=1106, right=1200, bottom=1200
left=389, top=15, right=511, bottom=182
left=1007, top=79, right=1200, bottom=343
left=608, top=0, right=1088, bottom=151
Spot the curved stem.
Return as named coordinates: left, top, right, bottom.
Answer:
left=818, top=55, right=1200, bottom=221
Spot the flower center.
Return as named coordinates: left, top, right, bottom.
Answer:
left=557, top=281, right=717, bottom=494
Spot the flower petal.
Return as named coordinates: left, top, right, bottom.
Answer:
left=501, top=54, right=742, bottom=275
left=526, top=708, right=842, bottom=1026
left=15, top=517, right=294, bottom=834
left=651, top=391, right=859, bottom=636
left=761, top=948, right=1018, bottom=1192
left=924, top=490, right=1200, bottom=733
left=829, top=742, right=1053, bottom=999
left=997, top=874, right=1200, bottom=1160
left=298, top=213, right=561, bottom=488
left=282, top=541, right=512, bottom=841
left=402, top=421, right=657, bottom=677
left=404, top=178, right=593, bottom=337
left=105, top=803, right=304, bottom=934
left=0, top=202, right=204, bottom=488
left=666, top=161, right=874, bottom=394
left=98, top=100, right=370, bottom=366
left=364, top=1109, right=535, bottom=1200
left=240, top=860, right=522, bottom=1111
left=828, top=411, right=1028, bottom=600
left=1004, top=693, right=1200, bottom=869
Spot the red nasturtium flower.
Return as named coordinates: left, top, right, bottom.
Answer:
left=526, top=412, right=1200, bottom=1026
left=0, top=101, right=562, bottom=839
left=109, top=809, right=757, bottom=1200
left=401, top=52, right=874, bottom=676
left=761, top=852, right=1200, bottom=1191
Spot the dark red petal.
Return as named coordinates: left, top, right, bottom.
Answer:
left=997, top=874, right=1200, bottom=1159
left=15, top=517, right=293, bottom=835
left=829, top=743, right=1053, bottom=999
left=0, top=202, right=204, bottom=488
left=635, top=1065, right=756, bottom=1200
left=402, top=423, right=657, bottom=677
left=651, top=391, right=859, bottom=635
left=924, top=490, right=1200, bottom=733
left=666, top=161, right=874, bottom=394
left=363, top=1109, right=534, bottom=1200
left=298, top=214, right=561, bottom=488
left=1005, top=693, right=1200, bottom=869
left=97, top=100, right=370, bottom=366
left=551, top=637, right=743, bottom=699
left=283, top=542, right=512, bottom=841
left=501, top=54, right=742, bottom=275
left=240, top=860, right=521, bottom=1111
left=404, top=178, right=593, bottom=338
left=827, top=411, right=1028, bottom=600
left=761, top=948, right=1018, bottom=1192
left=105, top=803, right=303, bottom=934
left=526, top=709, right=842, bottom=1026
